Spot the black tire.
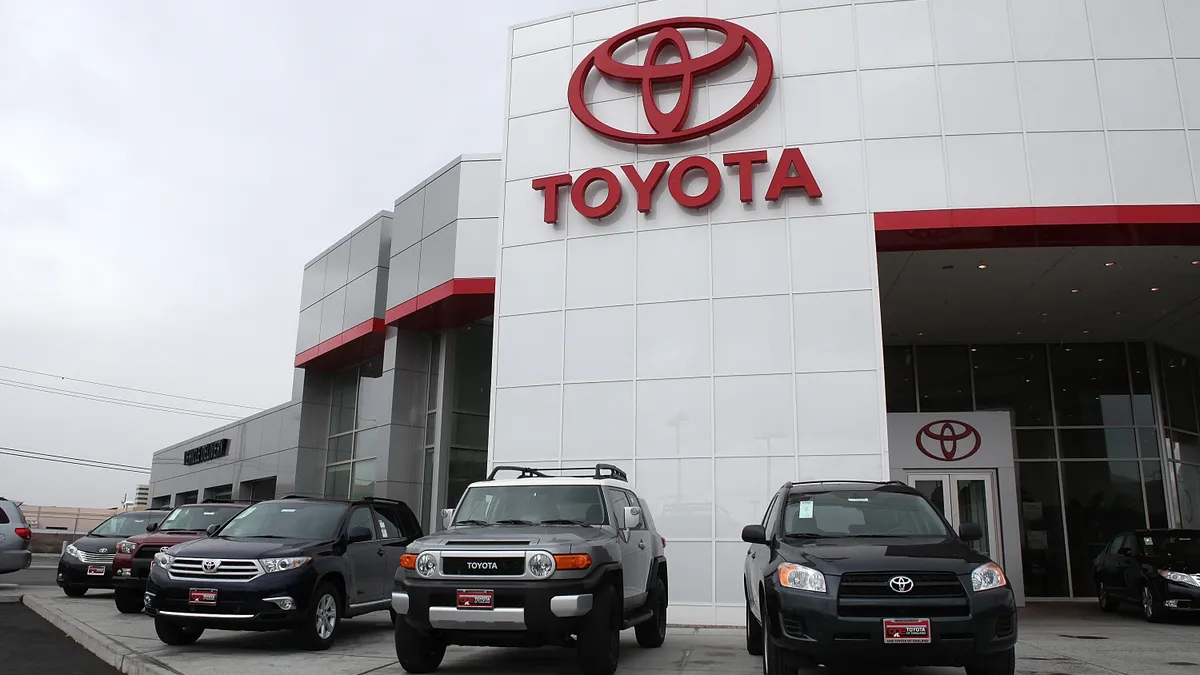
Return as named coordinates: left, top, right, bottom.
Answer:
left=394, top=616, right=446, bottom=673
left=154, top=617, right=203, bottom=646
left=745, top=582, right=763, bottom=656
left=965, top=647, right=1016, bottom=675
left=1142, top=584, right=1166, bottom=623
left=1097, top=582, right=1118, bottom=613
left=293, top=582, right=342, bottom=650
left=577, top=583, right=620, bottom=675
left=635, top=572, right=667, bottom=648
left=114, top=588, right=144, bottom=614
left=760, top=590, right=795, bottom=675
left=389, top=609, right=398, bottom=626
left=62, top=585, right=87, bottom=598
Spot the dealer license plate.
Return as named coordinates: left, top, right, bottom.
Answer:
left=883, top=618, right=931, bottom=644
left=188, top=589, right=218, bottom=606
left=456, top=589, right=494, bottom=610
left=87, top=566, right=106, bottom=576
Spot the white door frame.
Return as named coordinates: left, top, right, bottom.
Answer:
left=907, top=470, right=1004, bottom=568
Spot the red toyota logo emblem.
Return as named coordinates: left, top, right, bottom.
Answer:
left=915, top=420, right=982, bottom=462
left=568, top=17, right=774, bottom=145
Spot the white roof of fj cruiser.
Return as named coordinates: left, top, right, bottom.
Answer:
left=468, top=477, right=634, bottom=490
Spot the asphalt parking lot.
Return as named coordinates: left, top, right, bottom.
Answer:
left=0, top=602, right=119, bottom=674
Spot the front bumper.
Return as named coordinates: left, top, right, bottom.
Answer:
left=1158, top=579, right=1200, bottom=610
left=111, top=557, right=153, bottom=590
left=143, top=565, right=318, bottom=630
left=0, top=549, right=31, bottom=574
left=763, top=578, right=1017, bottom=667
left=57, top=557, right=114, bottom=589
left=395, top=565, right=611, bottom=646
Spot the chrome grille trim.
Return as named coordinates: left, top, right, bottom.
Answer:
left=76, top=551, right=115, bottom=564
left=167, top=558, right=263, bottom=583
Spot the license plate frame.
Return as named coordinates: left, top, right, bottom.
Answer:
left=456, top=589, right=495, bottom=610
left=188, top=589, right=218, bottom=606
left=87, top=566, right=106, bottom=576
left=883, top=618, right=931, bottom=644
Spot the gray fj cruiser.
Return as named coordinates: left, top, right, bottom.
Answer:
left=391, top=464, right=669, bottom=675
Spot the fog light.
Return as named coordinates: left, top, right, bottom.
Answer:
left=143, top=593, right=153, bottom=607
left=116, top=568, right=130, bottom=577
left=1165, top=599, right=1180, bottom=608
left=266, top=596, right=296, bottom=610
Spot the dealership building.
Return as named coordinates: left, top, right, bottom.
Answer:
left=149, top=0, right=1200, bottom=624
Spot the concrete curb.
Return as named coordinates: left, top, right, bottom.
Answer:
left=22, top=594, right=182, bottom=675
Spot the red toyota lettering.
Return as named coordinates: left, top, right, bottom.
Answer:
left=668, top=156, right=721, bottom=209
left=531, top=174, right=572, bottom=224
left=722, top=150, right=769, bottom=203
left=621, top=162, right=669, bottom=213
left=766, top=148, right=822, bottom=201
left=570, top=168, right=622, bottom=220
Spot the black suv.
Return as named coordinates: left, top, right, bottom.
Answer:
left=144, top=496, right=422, bottom=650
left=742, top=481, right=1016, bottom=675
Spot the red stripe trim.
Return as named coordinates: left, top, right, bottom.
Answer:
left=384, top=278, right=496, bottom=325
left=874, top=205, right=1200, bottom=231
left=294, top=317, right=386, bottom=367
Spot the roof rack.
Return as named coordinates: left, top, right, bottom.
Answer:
left=199, top=498, right=248, bottom=504
left=487, top=463, right=629, bottom=483
left=361, top=496, right=402, bottom=504
left=783, top=479, right=909, bottom=490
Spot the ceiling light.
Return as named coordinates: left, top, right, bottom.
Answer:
left=917, top=332, right=923, bottom=336
left=1151, top=287, right=1161, bottom=291
left=942, top=265, right=954, bottom=270
left=1105, top=261, right=1116, bottom=267
left=977, top=263, right=988, bottom=269
left=1071, top=289, right=1081, bottom=293
left=1083, top=330, right=1090, bottom=334
left=1016, top=331, right=1023, bottom=336
left=1114, top=311, right=1122, bottom=315
left=1192, top=260, right=1199, bottom=265
left=1040, top=312, right=1048, bottom=316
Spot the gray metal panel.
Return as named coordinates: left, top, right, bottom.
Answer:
left=296, top=304, right=322, bottom=352
left=300, top=257, right=326, bottom=310
left=387, top=245, right=421, bottom=309
left=453, top=217, right=499, bottom=279
left=393, top=191, right=424, bottom=256
left=343, top=269, right=380, bottom=331
left=417, top=222, right=457, bottom=295
left=349, top=218, right=384, bottom=281
left=457, top=158, right=502, bottom=220
left=422, top=164, right=462, bottom=239
left=319, top=287, right=347, bottom=343
left=324, top=241, right=351, bottom=295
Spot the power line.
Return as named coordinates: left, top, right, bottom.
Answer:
left=0, top=378, right=242, bottom=421
left=1, top=446, right=149, bottom=471
left=0, top=448, right=150, bottom=474
left=0, top=364, right=264, bottom=410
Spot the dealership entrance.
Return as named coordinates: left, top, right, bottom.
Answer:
left=878, top=234, right=1200, bottom=600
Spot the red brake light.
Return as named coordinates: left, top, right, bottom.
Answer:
left=661, top=536, right=667, bottom=549
left=14, top=528, right=31, bottom=541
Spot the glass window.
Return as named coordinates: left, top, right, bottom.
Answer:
left=1144, top=530, right=1200, bottom=557
left=915, top=346, right=973, bottom=412
left=374, top=506, right=401, bottom=540
left=1058, top=428, right=1138, bottom=460
left=90, top=512, right=167, bottom=537
left=330, top=368, right=359, bottom=435
left=761, top=493, right=780, bottom=528
left=427, top=335, right=442, bottom=411
left=1015, top=429, right=1057, bottom=459
left=220, top=502, right=346, bottom=540
left=453, top=324, right=492, bottom=414
left=608, top=488, right=631, bottom=517
left=350, top=459, right=376, bottom=499
left=347, top=507, right=378, bottom=538
left=452, top=485, right=609, bottom=525
left=1160, top=346, right=1198, bottom=433
left=327, top=434, right=353, bottom=465
left=1175, top=463, right=1200, bottom=529
left=1128, top=344, right=1156, bottom=426
left=420, top=449, right=435, bottom=526
left=1016, top=462, right=1070, bottom=597
left=781, top=490, right=950, bottom=537
left=972, top=345, right=1054, bottom=426
left=1061, top=461, right=1147, bottom=596
left=451, top=414, right=488, bottom=449
left=159, top=505, right=244, bottom=533
left=1103, top=534, right=1125, bottom=555
left=1138, top=428, right=1162, bottom=458
left=425, top=413, right=437, bottom=447
left=883, top=346, right=917, bottom=413
left=324, top=463, right=351, bottom=500
left=1174, top=433, right=1200, bottom=464
left=1050, top=343, right=1133, bottom=427
left=445, top=447, right=487, bottom=509
left=1143, top=461, right=1169, bottom=529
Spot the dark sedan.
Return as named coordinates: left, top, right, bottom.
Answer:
left=58, top=510, right=169, bottom=596
left=1094, top=529, right=1200, bottom=622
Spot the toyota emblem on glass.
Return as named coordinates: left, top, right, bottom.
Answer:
left=916, top=419, right=983, bottom=462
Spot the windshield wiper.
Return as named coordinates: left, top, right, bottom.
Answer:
left=240, top=534, right=292, bottom=539
left=495, top=519, right=534, bottom=525
left=540, top=519, right=593, bottom=527
left=781, top=533, right=826, bottom=539
left=844, top=534, right=903, bottom=538
left=454, top=519, right=489, bottom=527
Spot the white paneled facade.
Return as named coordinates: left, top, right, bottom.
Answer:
left=493, top=0, right=1200, bottom=625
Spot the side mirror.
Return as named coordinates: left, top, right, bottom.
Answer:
left=959, top=522, right=983, bottom=542
left=1117, top=547, right=1133, bottom=557
left=742, top=524, right=769, bottom=545
left=440, top=509, right=455, bottom=530
left=622, top=506, right=642, bottom=530
left=205, top=524, right=220, bottom=537
left=347, top=526, right=374, bottom=544
left=146, top=522, right=159, bottom=533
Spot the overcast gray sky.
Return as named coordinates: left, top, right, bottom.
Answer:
left=0, top=0, right=593, bottom=508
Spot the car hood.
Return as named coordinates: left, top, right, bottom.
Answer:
left=780, top=536, right=991, bottom=575
left=1147, top=558, right=1200, bottom=574
left=70, top=535, right=128, bottom=553
left=169, top=537, right=321, bottom=559
left=416, top=525, right=615, bottom=548
left=128, top=531, right=207, bottom=548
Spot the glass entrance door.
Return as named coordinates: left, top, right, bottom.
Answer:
left=908, top=472, right=1003, bottom=565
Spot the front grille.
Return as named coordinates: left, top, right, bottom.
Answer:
left=136, top=546, right=169, bottom=560
left=837, top=572, right=969, bottom=618
left=168, top=558, right=261, bottom=582
left=440, top=556, right=526, bottom=576
left=76, top=551, right=115, bottom=564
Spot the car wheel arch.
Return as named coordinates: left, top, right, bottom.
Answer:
left=315, top=572, right=348, bottom=611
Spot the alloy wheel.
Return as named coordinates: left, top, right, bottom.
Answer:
left=1142, top=587, right=1154, bottom=620
left=1098, top=583, right=1107, bottom=609
left=316, top=594, right=338, bottom=640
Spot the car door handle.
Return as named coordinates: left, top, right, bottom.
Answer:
left=638, top=540, right=646, bottom=550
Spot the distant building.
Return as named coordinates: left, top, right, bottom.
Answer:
left=134, top=484, right=150, bottom=508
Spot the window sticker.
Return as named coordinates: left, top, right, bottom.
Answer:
left=1144, top=536, right=1154, bottom=546
left=203, top=512, right=216, bottom=516
left=281, top=508, right=296, bottom=513
left=848, top=498, right=868, bottom=502
left=797, top=501, right=814, bottom=519
left=378, top=520, right=389, bottom=538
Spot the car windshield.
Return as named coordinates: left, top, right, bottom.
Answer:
left=1144, top=531, right=1200, bottom=558
left=217, top=502, right=345, bottom=540
left=91, top=512, right=165, bottom=537
left=782, top=489, right=950, bottom=538
left=453, top=485, right=608, bottom=526
left=158, top=505, right=245, bottom=532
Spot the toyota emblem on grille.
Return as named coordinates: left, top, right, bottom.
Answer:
left=98, top=548, right=108, bottom=554
left=889, top=576, right=914, bottom=593
left=201, top=560, right=221, bottom=573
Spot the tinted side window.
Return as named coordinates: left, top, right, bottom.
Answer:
left=373, top=506, right=401, bottom=540
left=608, top=489, right=631, bottom=523
left=0, top=505, right=9, bottom=525
left=761, top=494, right=780, bottom=528
left=764, top=492, right=785, bottom=534
left=348, top=507, right=379, bottom=539
left=1119, top=534, right=1136, bottom=554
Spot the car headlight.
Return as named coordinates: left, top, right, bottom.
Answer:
left=116, top=541, right=137, bottom=555
left=65, top=544, right=81, bottom=560
left=153, top=552, right=174, bottom=569
left=972, top=563, right=1007, bottom=592
left=1158, top=570, right=1200, bottom=587
left=777, top=563, right=827, bottom=593
left=416, top=552, right=437, bottom=578
left=529, top=553, right=554, bottom=579
left=260, top=557, right=312, bottom=573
